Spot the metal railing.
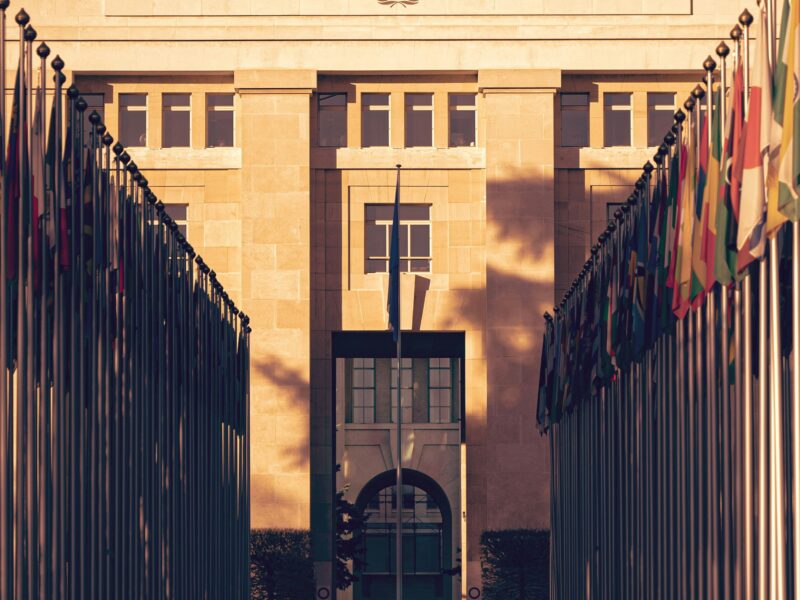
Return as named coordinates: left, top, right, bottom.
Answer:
left=0, top=4, right=251, bottom=598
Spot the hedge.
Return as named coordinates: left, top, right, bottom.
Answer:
left=250, top=529, right=315, bottom=600
left=480, top=529, right=550, bottom=600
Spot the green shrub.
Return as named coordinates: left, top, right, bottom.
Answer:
left=250, top=529, right=315, bottom=600
left=480, top=529, right=549, bottom=600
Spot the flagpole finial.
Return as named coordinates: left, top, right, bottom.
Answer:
left=643, top=162, right=654, bottom=175
left=53, top=72, right=66, bottom=85
left=112, top=142, right=124, bottom=156
left=120, top=151, right=131, bottom=164
left=691, top=85, right=705, bottom=100
left=0, top=2, right=10, bottom=11
left=66, top=84, right=79, bottom=99
left=608, top=220, right=617, bottom=232
left=36, top=42, right=50, bottom=58
left=24, top=25, right=36, bottom=41
left=739, top=9, right=753, bottom=27
left=95, top=123, right=106, bottom=136
left=102, top=133, right=113, bottom=146
left=75, top=97, right=88, bottom=113
left=396, top=164, right=401, bottom=169
left=673, top=109, right=685, bottom=124
left=703, top=56, right=717, bottom=72
left=683, top=97, right=695, bottom=112
left=15, top=9, right=29, bottom=26
left=716, top=42, right=730, bottom=58
left=52, top=55, right=64, bottom=71
left=731, top=24, right=742, bottom=40
left=88, top=110, right=101, bottom=125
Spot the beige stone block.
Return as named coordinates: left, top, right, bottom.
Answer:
left=250, top=270, right=300, bottom=300
left=276, top=299, right=310, bottom=329
left=235, top=69, right=317, bottom=92
left=203, top=219, right=241, bottom=247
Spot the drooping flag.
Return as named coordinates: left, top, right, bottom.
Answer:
left=736, top=5, right=771, bottom=272
left=769, top=0, right=800, bottom=229
left=536, top=318, right=553, bottom=432
left=673, top=115, right=695, bottom=318
left=31, top=79, right=45, bottom=291
left=716, top=60, right=745, bottom=284
left=5, top=67, right=21, bottom=282
left=701, top=88, right=722, bottom=293
left=632, top=188, right=648, bottom=355
left=691, top=105, right=710, bottom=305
left=387, top=168, right=400, bottom=341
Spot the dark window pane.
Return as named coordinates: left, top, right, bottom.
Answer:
left=399, top=225, right=408, bottom=256
left=365, top=204, right=394, bottom=221
left=319, top=93, right=347, bottom=147
left=449, top=93, right=477, bottom=147
left=365, top=259, right=386, bottom=273
left=405, top=93, right=433, bottom=147
left=410, top=259, right=430, bottom=272
left=162, top=93, right=190, bottom=148
left=362, top=93, right=390, bottom=147
left=400, top=204, right=430, bottom=220
left=410, top=224, right=429, bottom=257
left=365, top=223, right=386, bottom=258
left=207, top=93, right=234, bottom=147
left=647, top=92, right=675, bottom=147
left=119, top=93, right=147, bottom=147
left=164, top=204, right=187, bottom=221
left=561, top=93, right=589, bottom=147
left=604, top=93, right=632, bottom=147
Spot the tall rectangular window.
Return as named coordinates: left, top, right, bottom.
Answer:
left=449, top=93, right=476, bottom=147
left=362, top=93, right=390, bottom=147
left=391, top=358, right=413, bottom=424
left=604, top=92, right=632, bottom=147
left=162, top=93, right=191, bottom=148
left=428, top=358, right=452, bottom=423
left=164, top=204, right=188, bottom=238
left=647, top=92, right=675, bottom=147
left=405, top=93, right=433, bottom=147
left=560, top=93, right=589, bottom=147
left=206, top=93, right=234, bottom=147
left=351, top=358, right=376, bottom=424
left=119, top=93, right=147, bottom=147
left=319, top=92, right=347, bottom=147
left=364, top=204, right=431, bottom=274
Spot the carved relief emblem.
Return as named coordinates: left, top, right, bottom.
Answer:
left=377, top=0, right=419, bottom=6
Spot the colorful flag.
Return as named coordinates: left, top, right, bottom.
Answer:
left=691, top=107, right=710, bottom=305
left=769, top=0, right=800, bottom=229
left=31, top=80, right=44, bottom=291
left=716, top=61, right=745, bottom=284
left=736, top=5, right=770, bottom=272
left=673, top=116, right=695, bottom=318
left=5, top=67, right=21, bottom=281
left=700, top=88, right=722, bottom=293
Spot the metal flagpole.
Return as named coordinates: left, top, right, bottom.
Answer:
left=394, top=165, right=403, bottom=600
left=0, top=1, right=8, bottom=596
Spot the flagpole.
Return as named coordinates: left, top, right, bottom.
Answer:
left=0, top=0, right=8, bottom=596
left=394, top=164, right=402, bottom=600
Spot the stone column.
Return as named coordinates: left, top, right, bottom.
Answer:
left=475, top=68, right=559, bottom=585
left=235, top=69, right=315, bottom=530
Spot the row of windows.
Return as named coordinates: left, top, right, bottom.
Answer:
left=82, top=92, right=235, bottom=149
left=347, top=358, right=457, bottom=424
left=561, top=91, right=676, bottom=148
left=319, top=92, right=477, bottom=149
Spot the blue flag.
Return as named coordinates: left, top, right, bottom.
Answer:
left=387, top=168, right=400, bottom=341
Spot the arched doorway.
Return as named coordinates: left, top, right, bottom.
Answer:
left=353, top=469, right=453, bottom=600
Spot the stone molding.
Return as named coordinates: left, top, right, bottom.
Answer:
left=478, top=69, right=561, bottom=94
left=234, top=69, right=317, bottom=94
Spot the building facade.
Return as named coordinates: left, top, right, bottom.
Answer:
left=26, top=0, right=749, bottom=596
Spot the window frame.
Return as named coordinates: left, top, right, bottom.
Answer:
left=318, top=92, right=348, bottom=148
left=206, top=92, right=235, bottom=148
left=603, top=92, right=633, bottom=148
left=361, top=92, right=391, bottom=148
left=560, top=92, right=590, bottom=148
left=448, top=93, right=477, bottom=148
left=404, top=92, right=434, bottom=148
left=364, top=204, right=432, bottom=274
left=646, top=92, right=676, bottom=148
left=118, top=92, right=148, bottom=148
left=428, top=358, right=453, bottom=424
left=350, top=358, right=376, bottom=424
left=390, top=357, right=413, bottom=424
left=162, top=92, right=192, bottom=148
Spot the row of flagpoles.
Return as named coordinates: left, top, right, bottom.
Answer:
left=0, top=4, right=251, bottom=599
left=537, top=0, right=800, bottom=597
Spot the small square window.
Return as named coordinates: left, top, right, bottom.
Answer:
left=319, top=93, right=347, bottom=147
left=604, top=92, right=632, bottom=147
left=162, top=93, right=191, bottom=148
left=449, top=93, right=476, bottom=147
left=560, top=93, right=589, bottom=147
left=405, top=93, right=433, bottom=147
left=119, top=93, right=147, bottom=147
left=207, top=93, right=234, bottom=148
left=362, top=93, right=390, bottom=147
left=364, top=204, right=431, bottom=273
left=647, top=92, right=675, bottom=147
